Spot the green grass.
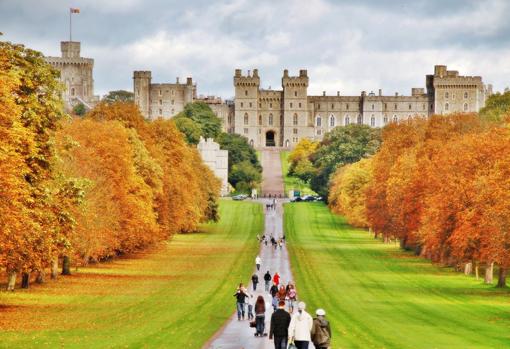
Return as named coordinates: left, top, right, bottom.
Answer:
left=280, top=151, right=316, bottom=196
left=285, top=202, right=510, bottom=349
left=0, top=200, right=264, bottom=349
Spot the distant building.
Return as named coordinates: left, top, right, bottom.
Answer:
left=45, top=41, right=99, bottom=110
left=197, top=137, right=229, bottom=196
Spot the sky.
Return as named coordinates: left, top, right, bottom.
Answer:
left=1, top=0, right=510, bottom=99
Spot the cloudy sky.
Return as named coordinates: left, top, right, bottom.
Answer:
left=2, top=0, right=509, bottom=98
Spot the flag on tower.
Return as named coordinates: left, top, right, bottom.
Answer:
left=70, top=8, right=80, bottom=13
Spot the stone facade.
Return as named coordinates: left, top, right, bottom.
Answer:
left=197, top=137, right=229, bottom=196
left=45, top=41, right=99, bottom=110
left=233, top=65, right=490, bottom=148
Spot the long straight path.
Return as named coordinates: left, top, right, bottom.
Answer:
left=260, top=149, right=285, bottom=197
left=205, top=199, right=293, bottom=349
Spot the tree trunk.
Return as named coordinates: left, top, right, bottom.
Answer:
left=464, top=262, right=472, bottom=275
left=7, top=270, right=17, bottom=291
left=497, top=267, right=507, bottom=288
left=36, top=270, right=45, bottom=284
left=62, top=255, right=71, bottom=275
left=484, top=262, right=494, bottom=284
left=51, top=257, right=58, bottom=279
left=475, top=262, right=479, bottom=280
left=21, top=272, right=30, bottom=289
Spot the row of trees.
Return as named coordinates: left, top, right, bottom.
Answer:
left=329, top=112, right=510, bottom=287
left=174, top=102, right=262, bottom=192
left=0, top=42, right=220, bottom=291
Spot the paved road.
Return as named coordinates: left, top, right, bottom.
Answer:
left=260, top=150, right=285, bottom=197
left=205, top=199, right=294, bottom=349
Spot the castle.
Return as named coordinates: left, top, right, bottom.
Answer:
left=135, top=65, right=490, bottom=149
left=45, top=41, right=99, bottom=110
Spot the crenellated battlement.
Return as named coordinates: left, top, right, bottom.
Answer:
left=282, top=69, right=309, bottom=87
left=234, top=68, right=260, bottom=87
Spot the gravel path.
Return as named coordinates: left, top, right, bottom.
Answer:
left=260, top=150, right=285, bottom=197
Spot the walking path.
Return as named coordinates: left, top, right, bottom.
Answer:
left=205, top=199, right=292, bottom=349
left=260, top=149, right=285, bottom=197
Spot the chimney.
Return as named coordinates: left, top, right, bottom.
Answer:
left=323, top=91, right=326, bottom=96
left=176, top=77, right=180, bottom=84
left=186, top=77, right=193, bottom=85
left=283, top=69, right=289, bottom=78
left=337, top=91, right=340, bottom=96
left=235, top=69, right=242, bottom=77
left=395, top=92, right=399, bottom=97
left=253, top=69, right=259, bottom=77
left=378, top=89, right=382, bottom=96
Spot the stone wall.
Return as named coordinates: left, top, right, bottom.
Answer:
left=197, top=137, right=229, bottom=196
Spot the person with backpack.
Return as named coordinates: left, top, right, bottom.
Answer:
left=311, top=309, right=332, bottom=349
left=233, top=283, right=249, bottom=321
left=270, top=300, right=291, bottom=349
left=251, top=273, right=259, bottom=291
left=254, top=295, right=267, bottom=337
left=264, top=270, right=272, bottom=291
left=288, top=302, right=313, bottom=349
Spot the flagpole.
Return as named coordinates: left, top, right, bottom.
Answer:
left=69, top=8, right=72, bottom=41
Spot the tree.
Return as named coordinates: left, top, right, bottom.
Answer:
left=310, top=124, right=381, bottom=199
left=103, top=90, right=134, bottom=103
left=479, top=91, right=510, bottom=123
left=288, top=138, right=319, bottom=174
left=230, top=161, right=262, bottom=192
left=173, top=116, right=202, bottom=144
left=174, top=102, right=222, bottom=140
left=293, top=158, right=316, bottom=183
left=73, top=103, right=86, bottom=116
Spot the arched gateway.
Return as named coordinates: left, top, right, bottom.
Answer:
left=265, top=130, right=276, bottom=147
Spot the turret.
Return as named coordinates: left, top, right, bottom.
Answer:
left=61, top=41, right=81, bottom=58
left=133, top=71, right=152, bottom=119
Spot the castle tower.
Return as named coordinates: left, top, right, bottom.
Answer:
left=234, top=69, right=260, bottom=147
left=45, top=41, right=98, bottom=110
left=282, top=69, right=309, bottom=148
left=133, top=71, right=152, bottom=119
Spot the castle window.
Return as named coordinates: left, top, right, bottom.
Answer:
left=259, top=115, right=262, bottom=125
left=393, top=115, right=398, bottom=123
left=71, top=88, right=75, bottom=96
left=332, top=104, right=334, bottom=109
left=299, top=103, right=302, bottom=108
left=344, top=116, right=350, bottom=125
left=294, top=91, right=297, bottom=97
left=464, top=92, right=468, bottom=99
left=445, top=92, right=449, bottom=99
left=293, top=128, right=298, bottom=135
left=329, top=115, right=336, bottom=127
left=371, top=116, right=375, bottom=127
left=408, top=104, right=411, bottom=110
left=445, top=103, right=449, bottom=111
left=245, top=90, right=248, bottom=96
left=372, top=104, right=374, bottom=110
left=270, top=103, right=273, bottom=108
left=290, top=103, right=293, bottom=108
left=249, top=102, right=252, bottom=107
left=384, top=103, right=387, bottom=110
left=383, top=116, right=388, bottom=124
left=452, top=93, right=456, bottom=99
left=159, top=90, right=162, bottom=96
left=244, top=128, right=248, bottom=134
left=317, top=129, right=322, bottom=136
left=346, top=104, right=349, bottom=110
left=241, top=102, right=244, bottom=107
left=316, top=116, right=322, bottom=127
left=357, top=115, right=363, bottom=125
left=464, top=103, right=468, bottom=111
left=269, top=114, right=273, bottom=125
left=259, top=103, right=261, bottom=108
left=394, top=104, right=397, bottom=110
left=159, top=109, right=162, bottom=115
left=244, top=113, right=249, bottom=125
left=293, top=114, right=298, bottom=126
left=171, top=90, right=174, bottom=96
left=318, top=104, right=321, bottom=110
left=159, top=99, right=162, bottom=105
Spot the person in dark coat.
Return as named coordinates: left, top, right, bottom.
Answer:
left=254, top=295, right=266, bottom=336
left=270, top=300, right=291, bottom=349
left=252, top=273, right=259, bottom=291
left=264, top=271, right=272, bottom=291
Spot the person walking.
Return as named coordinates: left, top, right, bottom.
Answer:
left=254, top=295, right=266, bottom=336
left=311, top=309, right=332, bottom=349
left=247, top=294, right=255, bottom=321
left=233, top=283, right=249, bottom=321
left=287, top=284, right=297, bottom=313
left=288, top=302, right=313, bottom=349
left=255, top=255, right=262, bottom=271
left=273, top=272, right=280, bottom=286
left=264, top=271, right=272, bottom=291
left=270, top=283, right=279, bottom=311
left=251, top=273, right=259, bottom=291
left=270, top=300, right=291, bottom=349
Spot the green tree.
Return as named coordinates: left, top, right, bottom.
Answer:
left=230, top=160, right=262, bottom=191
left=173, top=116, right=202, bottom=144
left=175, top=102, right=222, bottom=140
left=293, top=158, right=316, bottom=183
left=73, top=103, right=86, bottom=116
left=310, top=124, right=381, bottom=199
left=479, top=91, right=510, bottom=123
left=103, top=90, right=134, bottom=103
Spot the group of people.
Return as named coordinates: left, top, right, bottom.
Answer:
left=233, top=255, right=332, bottom=349
left=257, top=233, right=285, bottom=250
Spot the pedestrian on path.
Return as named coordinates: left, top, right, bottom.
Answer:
left=287, top=283, right=297, bottom=313
left=273, top=272, right=280, bottom=286
left=254, top=295, right=266, bottom=337
left=247, top=294, right=255, bottom=321
left=270, top=300, right=291, bottom=349
left=256, top=255, right=262, bottom=271
left=288, top=302, right=313, bottom=349
left=251, top=273, right=259, bottom=291
left=234, top=283, right=249, bottom=321
left=264, top=271, right=272, bottom=291
left=311, top=309, right=332, bottom=349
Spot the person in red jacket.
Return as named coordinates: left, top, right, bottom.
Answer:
left=273, top=272, right=280, bottom=286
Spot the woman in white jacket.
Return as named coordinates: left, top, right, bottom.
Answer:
left=288, top=302, right=313, bottom=349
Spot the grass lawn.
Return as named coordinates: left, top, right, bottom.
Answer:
left=285, top=202, right=510, bottom=349
left=0, top=200, right=263, bottom=349
left=280, top=151, right=316, bottom=196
